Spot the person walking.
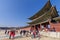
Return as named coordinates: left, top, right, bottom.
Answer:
left=5, top=30, right=7, bottom=34
left=33, top=30, right=36, bottom=38
left=9, top=30, right=15, bottom=39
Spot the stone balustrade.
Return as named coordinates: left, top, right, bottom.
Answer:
left=40, top=31, right=60, bottom=38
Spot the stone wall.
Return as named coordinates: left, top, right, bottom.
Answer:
left=50, top=23, right=60, bottom=32
left=20, top=27, right=31, bottom=31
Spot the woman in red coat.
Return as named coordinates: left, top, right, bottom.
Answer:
left=9, top=30, right=15, bottom=39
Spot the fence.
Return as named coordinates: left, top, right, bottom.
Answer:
left=40, top=31, right=60, bottom=38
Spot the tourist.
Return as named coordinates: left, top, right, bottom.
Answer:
left=52, top=27, right=56, bottom=32
left=20, top=30, right=23, bottom=36
left=5, top=30, right=7, bottom=34
left=26, top=31, right=29, bottom=37
left=9, top=30, right=15, bottom=39
left=33, top=30, right=36, bottom=38
left=23, top=30, right=26, bottom=35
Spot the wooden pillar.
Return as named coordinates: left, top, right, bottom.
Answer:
left=38, top=24, right=40, bottom=30
left=48, top=19, right=51, bottom=25
left=44, top=24, right=46, bottom=28
left=33, top=25, right=36, bottom=31
left=48, top=19, right=52, bottom=31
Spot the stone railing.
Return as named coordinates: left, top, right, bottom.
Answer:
left=40, top=31, right=60, bottom=38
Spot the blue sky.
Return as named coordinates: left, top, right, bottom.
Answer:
left=0, top=0, right=60, bottom=27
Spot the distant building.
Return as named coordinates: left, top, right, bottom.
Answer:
left=28, top=0, right=60, bottom=32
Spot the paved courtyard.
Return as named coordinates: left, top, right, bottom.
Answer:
left=1, top=35, right=60, bottom=40
left=0, top=30, right=60, bottom=40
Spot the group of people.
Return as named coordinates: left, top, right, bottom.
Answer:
left=30, top=28, right=40, bottom=38
left=4, top=29, right=41, bottom=39
left=31, top=30, right=40, bottom=38
left=5, top=30, right=15, bottom=39
left=20, top=30, right=29, bottom=37
left=5, top=30, right=30, bottom=39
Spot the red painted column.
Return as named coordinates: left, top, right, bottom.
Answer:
left=34, top=25, right=36, bottom=30
left=48, top=19, right=52, bottom=30
left=40, top=24, right=42, bottom=30
left=48, top=19, right=51, bottom=27
left=44, top=24, right=46, bottom=28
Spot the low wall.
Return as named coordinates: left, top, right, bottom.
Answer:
left=40, top=31, right=60, bottom=38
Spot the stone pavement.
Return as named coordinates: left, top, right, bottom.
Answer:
left=1, top=36, right=60, bottom=40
